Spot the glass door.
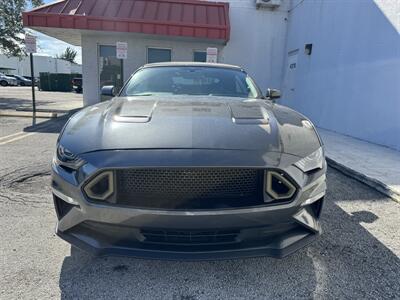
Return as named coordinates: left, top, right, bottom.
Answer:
left=99, top=45, right=123, bottom=101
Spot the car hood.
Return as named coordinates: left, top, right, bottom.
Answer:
left=60, top=96, right=321, bottom=157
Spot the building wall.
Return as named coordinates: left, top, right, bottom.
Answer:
left=0, top=54, right=82, bottom=77
left=221, top=0, right=289, bottom=91
left=82, top=0, right=290, bottom=105
left=280, top=0, right=400, bottom=150
left=70, top=63, right=83, bottom=74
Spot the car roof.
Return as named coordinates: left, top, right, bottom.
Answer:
left=142, top=62, right=244, bottom=71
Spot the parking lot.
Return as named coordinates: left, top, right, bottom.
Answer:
left=0, top=113, right=399, bottom=299
left=0, top=86, right=82, bottom=112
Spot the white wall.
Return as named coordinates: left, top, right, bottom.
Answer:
left=70, top=63, right=82, bottom=74
left=280, top=0, right=400, bottom=150
left=0, top=54, right=82, bottom=77
left=221, top=0, right=289, bottom=92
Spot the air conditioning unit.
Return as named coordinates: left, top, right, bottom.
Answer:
left=256, top=0, right=281, bottom=9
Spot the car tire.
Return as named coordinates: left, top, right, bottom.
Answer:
left=20, top=82, right=25, bottom=86
left=0, top=80, right=8, bottom=87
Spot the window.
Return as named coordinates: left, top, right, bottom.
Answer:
left=193, top=51, right=207, bottom=62
left=99, top=45, right=116, bottom=57
left=147, top=48, right=171, bottom=64
left=121, top=66, right=262, bottom=99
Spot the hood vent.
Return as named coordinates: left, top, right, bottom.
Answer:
left=230, top=102, right=269, bottom=125
left=113, top=99, right=157, bottom=123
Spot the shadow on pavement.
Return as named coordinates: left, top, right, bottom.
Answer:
left=58, top=169, right=400, bottom=299
left=22, top=111, right=79, bottom=134
left=0, top=97, right=49, bottom=110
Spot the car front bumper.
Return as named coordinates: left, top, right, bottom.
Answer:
left=55, top=212, right=322, bottom=260
left=51, top=149, right=327, bottom=260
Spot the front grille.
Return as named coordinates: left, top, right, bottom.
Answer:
left=115, top=168, right=264, bottom=209
left=141, top=229, right=240, bottom=245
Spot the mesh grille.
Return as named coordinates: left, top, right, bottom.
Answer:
left=115, top=168, right=263, bottom=209
left=141, top=229, right=240, bottom=245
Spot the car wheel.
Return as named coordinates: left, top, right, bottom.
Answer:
left=0, top=81, right=8, bottom=87
left=20, top=82, right=25, bottom=86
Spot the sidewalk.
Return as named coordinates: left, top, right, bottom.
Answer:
left=318, top=128, right=400, bottom=202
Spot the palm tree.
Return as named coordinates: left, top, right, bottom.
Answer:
left=58, top=47, right=78, bottom=64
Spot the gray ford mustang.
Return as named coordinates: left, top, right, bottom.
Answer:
left=52, top=62, right=326, bottom=260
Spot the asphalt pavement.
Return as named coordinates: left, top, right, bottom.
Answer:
left=0, top=115, right=399, bottom=300
left=0, top=86, right=82, bottom=112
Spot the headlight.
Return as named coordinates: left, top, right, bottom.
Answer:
left=294, top=147, right=325, bottom=173
left=55, top=144, right=85, bottom=170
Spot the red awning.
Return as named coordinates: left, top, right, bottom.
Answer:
left=23, top=0, right=230, bottom=43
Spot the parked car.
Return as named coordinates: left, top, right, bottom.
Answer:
left=0, top=72, right=18, bottom=86
left=72, top=77, right=83, bottom=93
left=9, top=75, right=32, bottom=86
left=22, top=76, right=39, bottom=86
left=52, top=62, right=327, bottom=260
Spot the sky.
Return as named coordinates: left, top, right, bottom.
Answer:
left=28, top=0, right=82, bottom=64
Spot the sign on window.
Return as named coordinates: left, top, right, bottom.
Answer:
left=116, top=42, right=128, bottom=59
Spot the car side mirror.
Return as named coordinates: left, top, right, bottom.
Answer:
left=101, top=85, right=116, bottom=97
left=266, top=88, right=281, bottom=101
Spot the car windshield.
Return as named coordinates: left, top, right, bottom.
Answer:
left=121, top=66, right=261, bottom=98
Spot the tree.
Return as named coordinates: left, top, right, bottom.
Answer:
left=0, top=0, right=43, bottom=57
left=57, top=47, right=78, bottom=64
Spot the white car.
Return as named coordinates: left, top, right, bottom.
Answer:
left=0, top=73, right=18, bottom=86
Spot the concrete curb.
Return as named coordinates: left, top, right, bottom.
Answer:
left=16, top=107, right=71, bottom=113
left=0, top=110, right=58, bottom=118
left=326, top=157, right=400, bottom=203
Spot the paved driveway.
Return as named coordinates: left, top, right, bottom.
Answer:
left=0, top=116, right=399, bottom=299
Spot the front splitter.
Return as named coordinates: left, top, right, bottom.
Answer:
left=56, top=225, right=319, bottom=261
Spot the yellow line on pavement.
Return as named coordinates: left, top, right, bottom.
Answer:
left=0, top=131, right=27, bottom=142
left=0, top=121, right=57, bottom=145
left=0, top=132, right=37, bottom=145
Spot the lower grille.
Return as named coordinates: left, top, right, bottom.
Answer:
left=116, top=168, right=264, bottom=209
left=141, top=229, right=240, bottom=245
